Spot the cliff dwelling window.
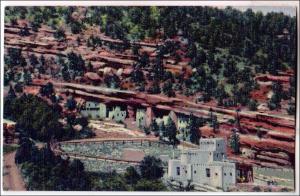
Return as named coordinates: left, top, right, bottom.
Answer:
left=217, top=144, right=220, bottom=147
left=185, top=170, right=187, bottom=174
left=224, top=173, right=227, bottom=176
left=230, top=172, right=232, bottom=176
left=206, top=168, right=210, bottom=177
left=194, top=170, right=197, bottom=174
left=176, top=167, right=180, bottom=175
left=216, top=153, right=218, bottom=158
left=215, top=173, right=218, bottom=176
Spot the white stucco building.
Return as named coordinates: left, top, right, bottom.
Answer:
left=80, top=101, right=106, bottom=119
left=168, top=138, right=236, bottom=191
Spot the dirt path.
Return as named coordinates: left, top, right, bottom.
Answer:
left=3, top=151, right=26, bottom=191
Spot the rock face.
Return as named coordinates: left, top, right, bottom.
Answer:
left=84, top=72, right=101, bottom=82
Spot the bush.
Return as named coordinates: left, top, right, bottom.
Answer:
left=248, top=99, right=258, bottom=111
left=140, top=156, right=164, bottom=180
left=134, top=179, right=167, bottom=191
left=252, top=186, right=261, bottom=192
left=54, top=27, right=66, bottom=41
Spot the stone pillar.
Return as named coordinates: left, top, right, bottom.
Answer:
left=169, top=111, right=178, bottom=129
left=146, top=106, right=154, bottom=128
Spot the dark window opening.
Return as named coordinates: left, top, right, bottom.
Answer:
left=206, top=168, right=210, bottom=177
left=176, top=167, right=180, bottom=175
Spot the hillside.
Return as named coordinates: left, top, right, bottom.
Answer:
left=3, top=6, right=297, bottom=168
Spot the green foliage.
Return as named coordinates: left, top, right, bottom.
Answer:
left=124, top=166, right=140, bottom=185
left=39, top=82, right=54, bottom=97
left=87, top=35, right=102, bottom=49
left=65, top=96, right=77, bottom=111
left=29, top=54, right=39, bottom=67
left=19, top=27, right=30, bottom=36
left=54, top=27, right=66, bottom=41
left=140, top=156, right=164, bottom=180
left=287, top=101, right=295, bottom=115
left=150, top=119, right=160, bottom=136
left=165, top=117, right=178, bottom=145
left=5, top=48, right=27, bottom=68
left=67, top=52, right=86, bottom=76
left=134, top=179, right=167, bottom=191
left=4, top=94, right=75, bottom=142
left=17, top=143, right=92, bottom=191
left=148, top=81, right=161, bottom=94
left=104, top=74, right=120, bottom=89
left=229, top=129, right=240, bottom=154
left=3, top=144, right=19, bottom=154
left=188, top=114, right=203, bottom=145
left=248, top=99, right=258, bottom=111
left=70, top=21, right=84, bottom=34
left=100, top=172, right=129, bottom=191
left=162, top=80, right=175, bottom=97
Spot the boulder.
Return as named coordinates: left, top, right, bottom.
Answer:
left=84, top=72, right=101, bottom=81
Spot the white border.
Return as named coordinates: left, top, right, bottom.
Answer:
left=1, top=1, right=299, bottom=196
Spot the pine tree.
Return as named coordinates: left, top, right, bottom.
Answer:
left=23, top=71, right=32, bottom=85
left=188, top=114, right=201, bottom=145
left=229, top=128, right=240, bottom=154
left=165, top=117, right=178, bottom=146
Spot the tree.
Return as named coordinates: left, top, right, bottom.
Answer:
left=67, top=52, right=86, bottom=76
left=148, top=81, right=161, bottom=94
left=30, top=21, right=40, bottom=32
left=131, top=65, right=145, bottom=83
left=7, top=85, right=16, bottom=100
left=134, top=179, right=166, bottom=191
left=101, top=173, right=128, bottom=191
left=14, top=82, right=23, bottom=93
left=75, top=117, right=89, bottom=128
left=40, top=55, right=46, bottom=66
left=287, top=101, right=295, bottom=115
left=19, top=27, right=30, bottom=36
left=139, top=156, right=164, bottom=180
left=124, top=166, right=140, bottom=186
left=150, top=120, right=159, bottom=136
left=5, top=48, right=27, bottom=68
left=162, top=80, right=175, bottom=97
left=104, top=74, right=120, bottom=89
left=65, top=96, right=77, bottom=111
left=188, top=114, right=201, bottom=145
left=229, top=128, right=240, bottom=154
left=211, top=115, right=219, bottom=133
left=29, top=54, right=39, bottom=67
left=40, top=82, right=54, bottom=97
left=248, top=99, right=258, bottom=111
left=138, top=52, right=150, bottom=67
left=268, top=93, right=281, bottom=110
left=54, top=27, right=66, bottom=41
left=165, top=117, right=178, bottom=146
left=151, top=56, right=165, bottom=81
left=15, top=137, right=37, bottom=164
left=235, top=108, right=241, bottom=130
left=70, top=21, right=83, bottom=34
